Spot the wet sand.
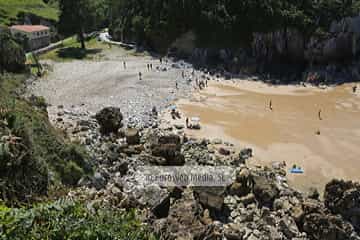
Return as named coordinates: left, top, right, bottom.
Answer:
left=174, top=80, right=360, bottom=192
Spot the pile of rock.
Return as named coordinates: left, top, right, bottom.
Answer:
left=54, top=106, right=360, bottom=240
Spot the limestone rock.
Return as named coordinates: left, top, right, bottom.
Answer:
left=95, top=107, right=123, bottom=134
left=324, top=179, right=360, bottom=231
left=125, top=128, right=140, bottom=145
left=253, top=175, right=279, bottom=207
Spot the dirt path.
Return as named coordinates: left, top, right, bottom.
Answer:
left=169, top=80, right=360, bottom=192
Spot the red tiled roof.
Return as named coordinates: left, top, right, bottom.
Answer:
left=10, top=25, right=49, bottom=33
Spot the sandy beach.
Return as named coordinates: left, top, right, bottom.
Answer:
left=31, top=43, right=360, bottom=193
left=170, top=80, right=360, bottom=192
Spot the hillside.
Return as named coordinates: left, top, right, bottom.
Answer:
left=0, top=0, right=58, bottom=25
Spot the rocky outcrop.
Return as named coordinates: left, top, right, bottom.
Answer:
left=300, top=199, right=358, bottom=240
left=324, top=179, right=360, bottom=232
left=95, top=107, right=123, bottom=134
left=253, top=16, right=360, bottom=66
left=253, top=174, right=279, bottom=207
left=252, top=28, right=305, bottom=63
left=153, top=189, right=209, bottom=240
left=194, top=187, right=225, bottom=212
left=125, top=128, right=140, bottom=145
left=150, top=134, right=185, bottom=165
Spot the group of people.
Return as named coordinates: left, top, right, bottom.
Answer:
left=181, top=69, right=210, bottom=91
left=146, top=63, right=153, bottom=71
left=138, top=62, right=155, bottom=81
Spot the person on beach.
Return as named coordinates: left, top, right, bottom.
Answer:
left=139, top=72, right=142, bottom=80
left=123, top=61, right=126, bottom=69
left=147, top=64, right=149, bottom=71
left=186, top=117, right=189, bottom=128
left=269, top=100, right=273, bottom=111
left=176, top=81, right=178, bottom=89
left=318, top=109, right=322, bottom=120
left=152, top=106, right=158, bottom=117
left=205, top=79, right=208, bottom=87
left=353, top=85, right=357, bottom=93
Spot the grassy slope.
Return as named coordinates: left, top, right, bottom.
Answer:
left=0, top=0, right=58, bottom=25
left=0, top=72, right=92, bottom=203
left=40, top=37, right=107, bottom=61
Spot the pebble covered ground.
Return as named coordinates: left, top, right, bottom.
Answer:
left=28, top=47, right=203, bottom=128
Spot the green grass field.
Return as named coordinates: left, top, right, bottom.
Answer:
left=0, top=0, right=58, bottom=25
left=40, top=37, right=107, bottom=61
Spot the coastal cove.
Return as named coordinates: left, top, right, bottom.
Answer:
left=173, top=80, right=360, bottom=192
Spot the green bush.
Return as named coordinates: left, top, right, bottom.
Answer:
left=28, top=95, right=48, bottom=112
left=0, top=200, right=157, bottom=240
left=109, top=0, right=360, bottom=50
left=0, top=74, right=92, bottom=203
left=61, top=161, right=85, bottom=185
left=0, top=29, right=26, bottom=73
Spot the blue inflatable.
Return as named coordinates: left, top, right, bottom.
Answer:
left=290, top=168, right=304, bottom=174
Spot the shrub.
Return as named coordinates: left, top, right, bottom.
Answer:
left=0, top=74, right=92, bottom=203
left=61, top=161, right=85, bottom=185
left=0, top=200, right=157, bottom=240
left=0, top=29, right=26, bottom=74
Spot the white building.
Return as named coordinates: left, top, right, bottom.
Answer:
left=10, top=25, right=50, bottom=51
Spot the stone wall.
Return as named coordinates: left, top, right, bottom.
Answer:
left=29, top=36, right=50, bottom=51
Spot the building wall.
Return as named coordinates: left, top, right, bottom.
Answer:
left=29, top=36, right=51, bottom=50
left=10, top=28, right=50, bottom=51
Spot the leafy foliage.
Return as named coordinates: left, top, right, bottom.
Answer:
left=109, top=0, right=360, bottom=50
left=0, top=74, right=92, bottom=204
left=58, top=0, right=109, bottom=49
left=0, top=199, right=157, bottom=240
left=0, top=0, right=58, bottom=25
left=0, top=29, right=25, bottom=74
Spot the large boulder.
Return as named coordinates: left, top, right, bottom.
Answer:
left=194, top=187, right=225, bottom=211
left=158, top=134, right=181, bottom=145
left=252, top=175, right=279, bottom=207
left=302, top=213, right=356, bottom=240
left=153, top=189, right=208, bottom=239
left=151, top=134, right=185, bottom=166
left=324, top=179, right=360, bottom=231
left=218, top=147, right=231, bottom=156
left=228, top=168, right=253, bottom=197
left=125, top=128, right=140, bottom=145
left=279, top=216, right=301, bottom=239
left=95, top=107, right=123, bottom=134
left=135, top=184, right=170, bottom=218
left=299, top=199, right=359, bottom=240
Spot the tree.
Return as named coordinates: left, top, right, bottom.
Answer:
left=58, top=0, right=93, bottom=49
left=0, top=29, right=26, bottom=74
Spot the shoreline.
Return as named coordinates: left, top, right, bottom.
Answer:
left=29, top=45, right=360, bottom=194
left=164, top=78, right=360, bottom=193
